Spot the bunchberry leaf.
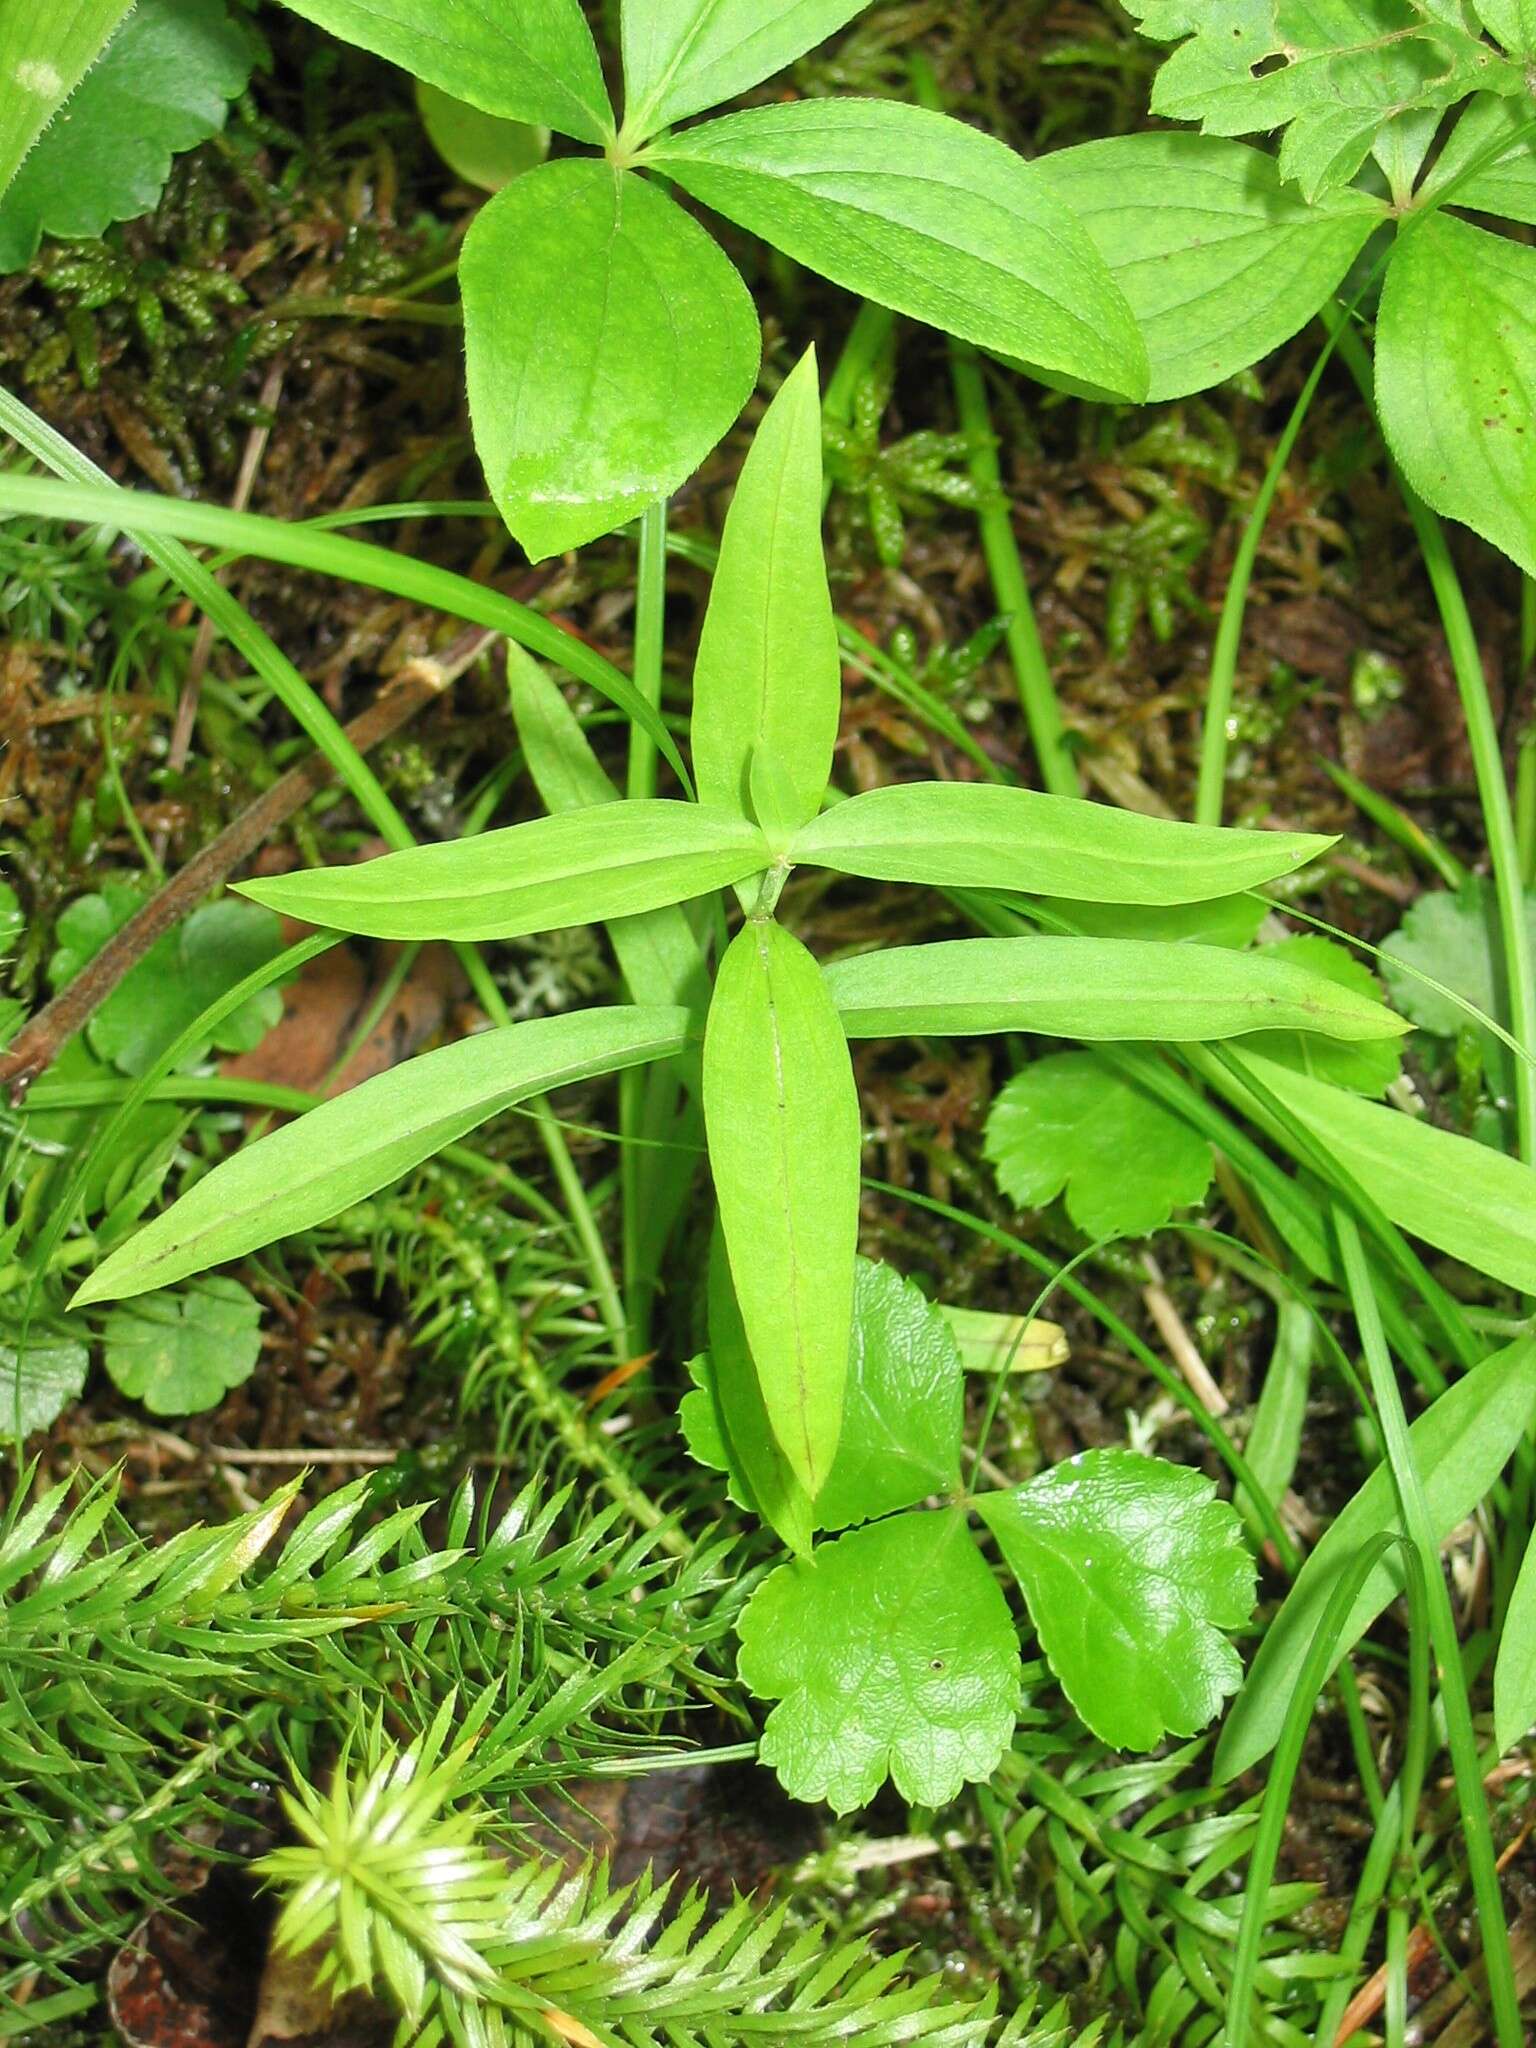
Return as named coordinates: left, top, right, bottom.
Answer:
left=691, top=349, right=839, bottom=832
left=985, top=1052, right=1214, bottom=1240
left=277, top=0, right=614, bottom=143
left=738, top=1508, right=1019, bottom=1812
left=1218, top=1337, right=1536, bottom=1776
left=979, top=1450, right=1256, bottom=1750
left=0, top=0, right=251, bottom=272
left=792, top=783, right=1335, bottom=904
left=101, top=1276, right=261, bottom=1416
left=1377, top=211, right=1536, bottom=579
left=0, top=1327, right=88, bottom=1439
left=460, top=162, right=760, bottom=561
left=703, top=921, right=860, bottom=1497
left=1041, top=134, right=1381, bottom=401
left=415, top=81, right=548, bottom=192
left=649, top=100, right=1150, bottom=402
left=0, top=0, right=132, bottom=203
left=620, top=0, right=869, bottom=139
left=240, top=800, right=771, bottom=942
left=1239, top=935, right=1403, bottom=1095
left=73, top=1006, right=690, bottom=1304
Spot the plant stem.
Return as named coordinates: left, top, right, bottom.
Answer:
left=1518, top=578, right=1536, bottom=887
left=822, top=301, right=895, bottom=433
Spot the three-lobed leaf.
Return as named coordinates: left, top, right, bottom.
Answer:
left=620, top=0, right=868, bottom=138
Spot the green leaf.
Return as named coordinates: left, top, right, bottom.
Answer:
left=941, top=1305, right=1070, bottom=1376
left=1217, top=1337, right=1536, bottom=1778
left=0, top=1327, right=87, bottom=1439
left=1034, top=892, right=1269, bottom=949
left=240, top=801, right=770, bottom=942
left=703, top=920, right=861, bottom=1497
left=0, top=0, right=251, bottom=272
left=621, top=0, right=868, bottom=138
left=737, top=1509, right=1020, bottom=1812
left=101, top=1277, right=261, bottom=1416
left=1496, top=1525, right=1536, bottom=1749
left=0, top=878, right=22, bottom=957
left=1041, top=134, right=1380, bottom=401
left=1419, top=92, right=1536, bottom=225
left=461, top=162, right=760, bottom=560
left=826, top=936, right=1405, bottom=1043
left=415, top=81, right=548, bottom=192
left=793, top=784, right=1334, bottom=904
left=1377, top=211, right=1536, bottom=578
left=690, top=348, right=839, bottom=831
left=0, top=0, right=133, bottom=202
left=276, top=0, right=613, bottom=142
left=980, top=1450, right=1256, bottom=1749
left=986, top=1052, right=1214, bottom=1239
left=50, top=886, right=286, bottom=1077
left=1380, top=878, right=1527, bottom=1102
left=1240, top=935, right=1403, bottom=1095
left=1473, top=0, right=1536, bottom=55
left=1234, top=1049, right=1536, bottom=1293
left=649, top=100, right=1149, bottom=402
left=73, top=1006, right=690, bottom=1304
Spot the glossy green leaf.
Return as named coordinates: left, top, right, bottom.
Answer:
left=1041, top=134, right=1380, bottom=400
left=415, top=81, right=548, bottom=191
left=981, top=1450, right=1255, bottom=1749
left=1496, top=1525, right=1536, bottom=1749
left=240, top=801, right=769, bottom=942
left=461, top=162, right=760, bottom=560
left=1377, top=210, right=1536, bottom=577
left=738, top=1508, right=1020, bottom=1812
left=1218, top=1337, right=1536, bottom=1778
left=276, top=0, right=613, bottom=142
left=650, top=100, right=1149, bottom=401
left=794, top=784, right=1333, bottom=904
left=691, top=348, right=839, bottom=830
left=74, top=1006, right=690, bottom=1305
left=986, top=1052, right=1214, bottom=1239
left=621, top=0, right=867, bottom=138
left=0, top=0, right=132, bottom=201
left=826, top=936, right=1404, bottom=1043
left=101, top=1277, right=261, bottom=1417
left=703, top=920, right=861, bottom=1496
left=1240, top=935, right=1403, bottom=1095
left=0, top=1328, right=87, bottom=1440
left=1234, top=1050, right=1536, bottom=1294
left=1033, top=892, right=1269, bottom=949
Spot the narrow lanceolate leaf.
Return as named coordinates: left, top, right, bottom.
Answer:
left=240, top=801, right=770, bottom=942
left=621, top=0, right=867, bottom=138
left=74, top=1007, right=690, bottom=1305
left=461, top=162, right=760, bottom=560
left=1217, top=1338, right=1536, bottom=1779
left=794, top=785, right=1333, bottom=905
left=1040, top=134, right=1381, bottom=401
left=1496, top=1529, right=1536, bottom=1751
left=826, top=936, right=1405, bottom=1044
left=0, top=0, right=132, bottom=201
left=1235, top=1051, right=1536, bottom=1295
left=649, top=99, right=1149, bottom=402
left=1377, top=212, right=1536, bottom=578
left=691, top=349, right=838, bottom=829
left=703, top=920, right=861, bottom=1496
left=276, top=0, right=613, bottom=142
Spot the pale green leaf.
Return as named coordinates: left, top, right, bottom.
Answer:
left=277, top=0, right=613, bottom=142
left=691, top=348, right=838, bottom=831
left=793, top=784, right=1334, bottom=904
left=826, top=936, right=1405, bottom=1043
left=980, top=1450, right=1256, bottom=1749
left=101, top=1277, right=261, bottom=1416
left=649, top=99, right=1149, bottom=401
left=941, top=1306, right=1070, bottom=1376
left=0, top=0, right=132, bottom=201
left=985, top=1052, right=1214, bottom=1239
left=74, top=1006, right=690, bottom=1304
left=621, top=0, right=867, bottom=138
left=1033, top=892, right=1269, bottom=948
left=1040, top=134, right=1380, bottom=400
left=1239, top=935, right=1403, bottom=1095
left=240, top=801, right=770, bottom=942
left=738, top=1508, right=1020, bottom=1812
left=461, top=162, right=760, bottom=560
left=415, top=81, right=548, bottom=192
left=1495, top=1524, right=1536, bottom=1749
left=703, top=920, right=861, bottom=1496
left=1218, top=1337, right=1536, bottom=1777
left=1377, top=211, right=1536, bottom=577
left=0, top=1328, right=87, bottom=1439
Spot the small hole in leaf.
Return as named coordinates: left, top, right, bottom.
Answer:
left=930, top=1659, right=945, bottom=1671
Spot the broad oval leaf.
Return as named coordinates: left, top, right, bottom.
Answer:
left=691, top=348, right=839, bottom=830
left=793, top=784, right=1334, bottom=905
left=461, top=162, right=760, bottom=560
left=980, top=1449, right=1256, bottom=1750
left=276, top=0, right=613, bottom=143
left=0, top=0, right=133, bottom=202
left=1377, top=210, right=1536, bottom=578
left=649, top=99, right=1149, bottom=402
left=73, top=1005, right=690, bottom=1305
left=1040, top=134, right=1380, bottom=401
left=738, top=1508, right=1020, bottom=1812
left=621, top=0, right=868, bottom=138
left=240, top=801, right=770, bottom=942
left=415, top=81, right=549, bottom=192
left=826, top=936, right=1404, bottom=1043
left=703, top=920, right=861, bottom=1497
left=1217, top=1338, right=1536, bottom=1778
